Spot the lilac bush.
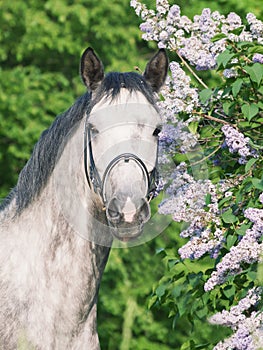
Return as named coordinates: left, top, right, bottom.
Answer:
left=131, top=1, right=263, bottom=349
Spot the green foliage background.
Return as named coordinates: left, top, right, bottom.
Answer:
left=0, top=1, right=261, bottom=349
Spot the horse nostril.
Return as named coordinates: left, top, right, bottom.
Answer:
left=106, top=198, right=121, bottom=224
left=108, top=208, right=120, bottom=220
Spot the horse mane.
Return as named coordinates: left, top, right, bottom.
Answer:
left=94, top=72, right=156, bottom=105
left=0, top=72, right=156, bottom=215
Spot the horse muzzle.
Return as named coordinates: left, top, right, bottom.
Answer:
left=106, top=196, right=151, bottom=241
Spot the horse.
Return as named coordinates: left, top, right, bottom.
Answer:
left=0, top=47, right=168, bottom=349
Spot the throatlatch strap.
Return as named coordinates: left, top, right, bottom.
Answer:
left=84, top=118, right=91, bottom=189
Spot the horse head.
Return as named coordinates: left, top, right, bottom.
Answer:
left=81, top=48, right=168, bottom=242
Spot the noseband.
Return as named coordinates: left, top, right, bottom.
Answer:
left=84, top=112, right=159, bottom=204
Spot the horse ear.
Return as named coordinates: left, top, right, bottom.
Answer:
left=80, top=47, right=104, bottom=90
left=143, top=49, right=169, bottom=92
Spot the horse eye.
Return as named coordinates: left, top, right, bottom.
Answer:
left=153, top=127, right=162, bottom=137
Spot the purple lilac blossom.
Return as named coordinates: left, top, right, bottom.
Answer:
left=223, top=68, right=238, bottom=78
left=157, top=121, right=201, bottom=196
left=204, top=205, right=263, bottom=291
left=140, top=22, right=153, bottom=33
left=210, top=288, right=263, bottom=350
left=252, top=53, right=263, bottom=63
left=157, top=61, right=199, bottom=122
left=158, top=164, right=224, bottom=259
left=178, top=228, right=224, bottom=260
left=158, top=124, right=179, bottom=165
left=226, top=12, right=242, bottom=28
left=204, top=231, right=262, bottom=291
left=246, top=13, right=263, bottom=44
left=222, top=125, right=256, bottom=164
left=131, top=1, right=263, bottom=69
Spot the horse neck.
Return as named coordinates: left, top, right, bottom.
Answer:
left=3, top=116, right=110, bottom=294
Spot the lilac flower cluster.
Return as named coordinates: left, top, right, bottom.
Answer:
left=158, top=163, right=224, bottom=259
left=158, top=123, right=185, bottom=167
left=246, top=13, right=263, bottom=44
left=156, top=61, right=200, bottom=161
left=131, top=1, right=263, bottom=70
left=158, top=124, right=179, bottom=164
left=210, top=288, right=263, bottom=350
left=158, top=61, right=199, bottom=120
left=158, top=121, right=199, bottom=162
left=222, top=125, right=257, bottom=164
left=204, top=198, right=263, bottom=292
left=178, top=227, right=224, bottom=260
left=223, top=68, right=238, bottom=79
left=204, top=228, right=262, bottom=291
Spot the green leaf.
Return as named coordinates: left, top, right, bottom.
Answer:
left=168, top=259, right=180, bottom=269
left=155, top=247, right=165, bottom=255
left=155, top=284, right=166, bottom=298
left=257, top=262, right=263, bottom=285
left=222, top=208, right=237, bottom=224
left=236, top=224, right=251, bottom=236
left=219, top=196, right=232, bottom=207
left=211, top=33, right=227, bottom=42
left=223, top=285, right=236, bottom=299
left=188, top=121, right=199, bottom=134
left=247, top=270, right=257, bottom=280
left=249, top=45, right=263, bottom=55
left=223, top=101, right=235, bottom=115
left=216, top=50, right=235, bottom=68
left=200, top=125, right=217, bottom=138
left=171, top=285, right=184, bottom=298
left=180, top=340, right=195, bottom=350
left=252, top=178, right=263, bottom=190
left=244, top=63, right=263, bottom=85
left=199, top=88, right=213, bottom=104
left=241, top=103, right=259, bottom=121
left=245, top=158, right=258, bottom=173
left=230, top=26, right=244, bottom=36
left=222, top=86, right=232, bottom=97
left=177, top=297, right=189, bottom=317
left=148, top=295, right=157, bottom=309
left=226, top=234, right=237, bottom=249
left=232, top=78, right=243, bottom=97
left=195, top=306, right=208, bottom=319
left=168, top=309, right=177, bottom=318
left=195, top=344, right=211, bottom=350
left=205, top=193, right=212, bottom=205
left=188, top=272, right=203, bottom=288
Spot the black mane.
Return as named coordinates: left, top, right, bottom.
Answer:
left=0, top=72, right=156, bottom=215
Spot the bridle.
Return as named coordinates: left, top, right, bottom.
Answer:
left=83, top=107, right=160, bottom=205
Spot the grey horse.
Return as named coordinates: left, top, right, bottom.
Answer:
left=0, top=47, right=168, bottom=349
